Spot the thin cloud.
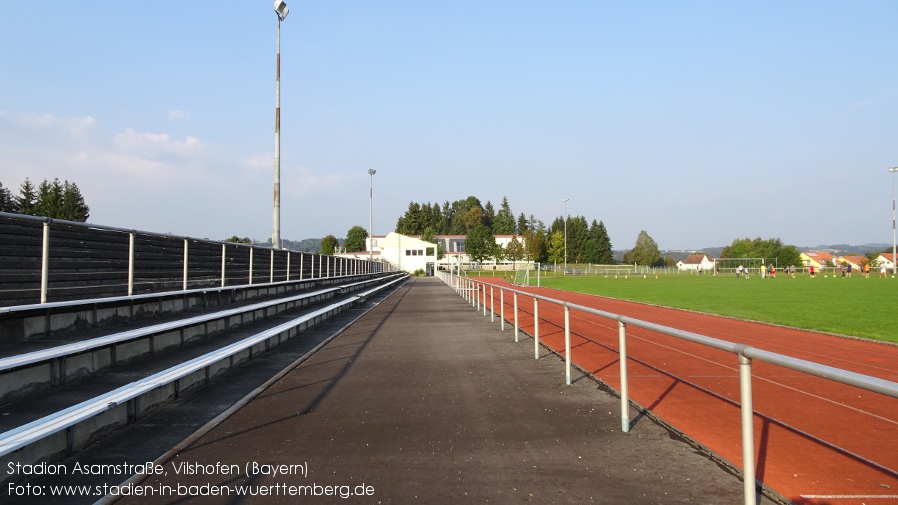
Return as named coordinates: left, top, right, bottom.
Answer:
left=167, top=109, right=191, bottom=120
left=244, top=153, right=272, bottom=172
left=111, top=128, right=204, bottom=158
left=283, top=166, right=350, bottom=196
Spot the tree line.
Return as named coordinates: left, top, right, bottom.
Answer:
left=0, top=178, right=90, bottom=222
left=393, top=195, right=614, bottom=265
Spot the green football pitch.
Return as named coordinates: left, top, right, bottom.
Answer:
left=522, top=273, right=897, bottom=344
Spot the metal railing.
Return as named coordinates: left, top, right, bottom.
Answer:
left=0, top=274, right=408, bottom=471
left=0, top=212, right=390, bottom=306
left=437, top=271, right=898, bottom=505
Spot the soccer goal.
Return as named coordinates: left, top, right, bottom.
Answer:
left=715, top=257, right=772, bottom=277
left=512, top=268, right=530, bottom=286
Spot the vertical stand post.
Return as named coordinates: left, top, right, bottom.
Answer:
left=40, top=222, right=51, bottom=304
left=183, top=239, right=189, bottom=291
left=564, top=305, right=571, bottom=385
left=500, top=289, right=505, bottom=331
left=221, top=244, right=227, bottom=287
left=127, top=232, right=135, bottom=297
left=249, top=247, right=254, bottom=285
left=534, top=298, right=540, bottom=359
left=618, top=320, right=629, bottom=432
left=490, top=286, right=494, bottom=322
left=739, top=354, right=757, bottom=505
left=513, top=292, right=519, bottom=342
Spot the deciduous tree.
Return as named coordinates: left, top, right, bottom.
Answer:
left=344, top=225, right=368, bottom=252
left=547, top=231, right=565, bottom=266
left=321, top=235, right=339, bottom=255
left=465, top=224, right=495, bottom=265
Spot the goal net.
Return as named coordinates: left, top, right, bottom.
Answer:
left=714, top=257, right=771, bottom=277
left=512, top=268, right=530, bottom=286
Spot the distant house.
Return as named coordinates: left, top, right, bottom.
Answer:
left=360, top=232, right=529, bottom=272
left=350, top=232, right=437, bottom=274
left=875, top=252, right=897, bottom=270
left=379, top=232, right=437, bottom=274
left=836, top=255, right=865, bottom=271
left=800, top=251, right=835, bottom=270
left=676, top=254, right=715, bottom=272
left=434, top=234, right=527, bottom=271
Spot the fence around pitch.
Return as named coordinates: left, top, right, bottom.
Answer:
left=0, top=212, right=387, bottom=307
left=436, top=271, right=898, bottom=505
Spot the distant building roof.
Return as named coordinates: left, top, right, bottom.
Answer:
left=682, top=254, right=709, bottom=265
left=802, top=251, right=834, bottom=259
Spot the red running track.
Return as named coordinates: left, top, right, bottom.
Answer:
left=466, top=277, right=898, bottom=505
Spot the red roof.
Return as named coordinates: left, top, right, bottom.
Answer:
left=682, top=254, right=708, bottom=264
left=802, top=251, right=834, bottom=261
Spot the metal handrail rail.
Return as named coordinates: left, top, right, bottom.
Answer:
left=0, top=274, right=407, bottom=459
left=0, top=273, right=406, bottom=373
left=0, top=270, right=382, bottom=316
left=0, top=287, right=338, bottom=373
left=0, top=300, right=350, bottom=458
left=438, top=272, right=898, bottom=505
left=0, top=212, right=390, bottom=305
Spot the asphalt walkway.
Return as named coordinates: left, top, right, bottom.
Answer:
left=110, top=277, right=747, bottom=504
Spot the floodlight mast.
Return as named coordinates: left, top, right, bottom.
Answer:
left=272, top=0, right=288, bottom=249
left=369, top=169, right=376, bottom=266
left=562, top=198, right=569, bottom=274
left=891, top=167, right=898, bottom=275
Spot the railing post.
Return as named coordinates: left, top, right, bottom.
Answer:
left=287, top=251, right=291, bottom=281
left=221, top=244, right=226, bottom=287
left=534, top=297, right=540, bottom=359
left=489, top=286, right=494, bottom=322
left=500, top=289, right=505, bottom=331
left=739, top=353, right=758, bottom=505
left=127, top=231, right=135, bottom=296
left=482, top=284, right=488, bottom=317
left=618, top=320, right=630, bottom=433
left=300, top=253, right=305, bottom=280
left=249, top=247, right=254, bottom=285
left=565, top=304, right=572, bottom=385
left=513, top=292, right=519, bottom=342
left=183, top=239, right=189, bottom=291
left=40, top=221, right=50, bottom=304
left=270, top=249, right=275, bottom=283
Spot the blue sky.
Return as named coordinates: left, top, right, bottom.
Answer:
left=2, top=1, right=897, bottom=251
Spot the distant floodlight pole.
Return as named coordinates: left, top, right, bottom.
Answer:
left=368, top=169, right=376, bottom=265
left=272, top=0, right=289, bottom=249
left=891, top=167, right=898, bottom=274
left=562, top=198, right=569, bottom=274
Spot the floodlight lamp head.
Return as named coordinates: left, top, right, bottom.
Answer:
left=368, top=169, right=377, bottom=175
left=274, top=0, right=289, bottom=21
